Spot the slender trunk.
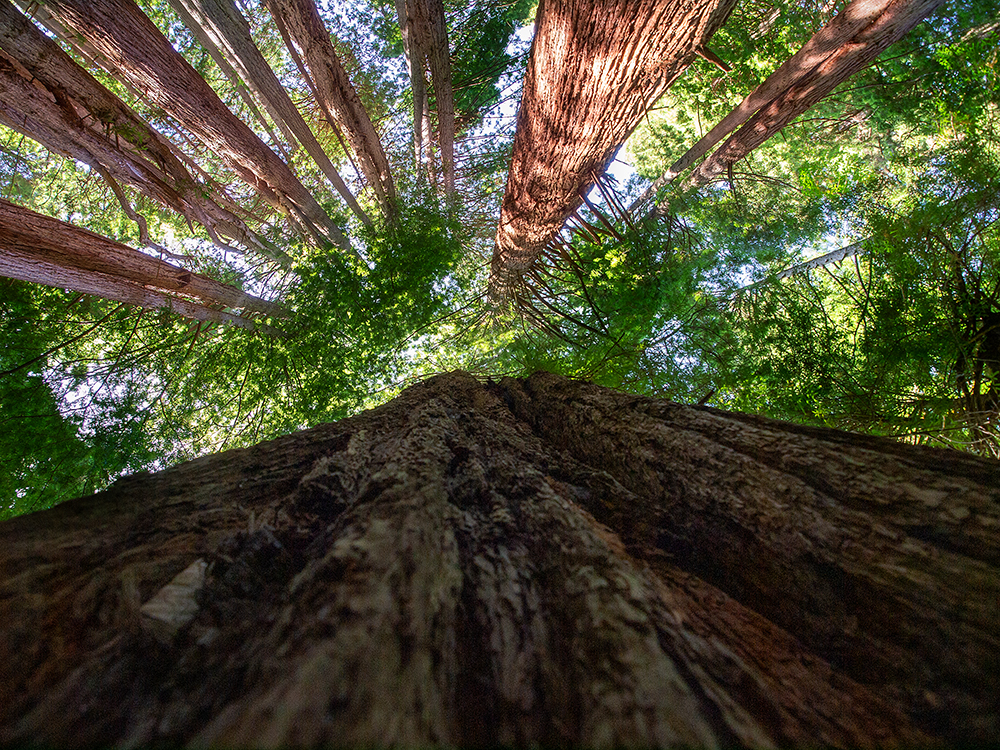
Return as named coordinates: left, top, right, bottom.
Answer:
left=1, top=371, right=996, bottom=746
left=175, top=0, right=371, bottom=225
left=41, top=0, right=352, bottom=252
left=0, top=199, right=281, bottom=316
left=263, top=0, right=397, bottom=213
left=395, top=0, right=430, bottom=176
left=164, top=0, right=297, bottom=162
left=684, top=0, right=943, bottom=191
left=629, top=0, right=899, bottom=211
left=489, top=0, right=737, bottom=302
left=406, top=0, right=456, bottom=193
left=0, top=5, right=277, bottom=260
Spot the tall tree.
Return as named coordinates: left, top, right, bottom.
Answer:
left=0, top=0, right=276, bottom=258
left=171, top=0, right=372, bottom=225
left=0, top=372, right=996, bottom=745
left=38, top=0, right=353, bottom=252
left=489, top=0, right=737, bottom=301
left=395, top=0, right=456, bottom=191
left=0, top=199, right=279, bottom=329
left=263, top=0, right=397, bottom=211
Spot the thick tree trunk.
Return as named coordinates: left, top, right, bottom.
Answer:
left=683, top=0, right=943, bottom=192
left=264, top=0, right=396, bottom=213
left=1, top=371, right=996, bottom=746
left=0, top=6, right=276, bottom=259
left=174, top=0, right=372, bottom=226
left=41, top=0, right=352, bottom=252
left=0, top=199, right=281, bottom=318
left=489, top=0, right=737, bottom=302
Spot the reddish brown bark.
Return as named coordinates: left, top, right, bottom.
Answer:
left=683, top=0, right=943, bottom=191
left=263, top=0, right=397, bottom=212
left=630, top=0, right=901, bottom=210
left=174, top=0, right=371, bottom=226
left=0, top=4, right=276, bottom=259
left=489, top=0, right=737, bottom=300
left=39, top=0, right=350, bottom=251
left=1, top=371, right=997, bottom=745
left=0, top=199, right=281, bottom=318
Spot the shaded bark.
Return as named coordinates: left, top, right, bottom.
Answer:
left=489, top=0, right=737, bottom=302
left=264, top=0, right=397, bottom=212
left=0, top=3, right=278, bottom=260
left=683, top=0, right=943, bottom=192
left=1, top=371, right=997, bottom=746
left=0, top=199, right=281, bottom=319
left=40, top=0, right=352, bottom=252
left=174, top=0, right=372, bottom=226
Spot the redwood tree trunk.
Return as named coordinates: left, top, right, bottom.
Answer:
left=489, top=0, right=737, bottom=301
left=683, top=0, right=943, bottom=192
left=1, top=371, right=996, bottom=746
left=263, top=0, right=397, bottom=211
left=0, top=199, right=281, bottom=319
left=41, top=0, right=351, bottom=251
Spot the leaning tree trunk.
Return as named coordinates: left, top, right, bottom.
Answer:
left=0, top=6, right=276, bottom=259
left=488, top=0, right=737, bottom=303
left=1, top=371, right=997, bottom=746
left=263, top=0, right=397, bottom=212
left=173, top=0, right=372, bottom=226
left=0, top=199, right=281, bottom=326
left=682, top=0, right=943, bottom=192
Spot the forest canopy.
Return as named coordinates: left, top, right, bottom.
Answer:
left=1, top=0, right=998, bottom=518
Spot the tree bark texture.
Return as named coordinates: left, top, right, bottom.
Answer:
left=683, top=0, right=943, bottom=192
left=0, top=199, right=280, bottom=318
left=264, top=0, right=397, bottom=212
left=1, top=371, right=997, bottom=746
left=489, top=0, right=737, bottom=301
left=628, top=0, right=901, bottom=211
left=40, top=0, right=351, bottom=251
left=0, top=4, right=274, bottom=258
left=173, top=0, right=371, bottom=226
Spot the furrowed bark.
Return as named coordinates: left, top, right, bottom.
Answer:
left=263, top=0, right=397, bottom=212
left=629, top=0, right=899, bottom=212
left=40, top=0, right=352, bottom=252
left=0, top=246, right=266, bottom=330
left=0, top=199, right=281, bottom=316
left=2, top=371, right=996, bottom=746
left=683, top=0, right=943, bottom=192
left=489, top=0, right=737, bottom=302
left=174, top=0, right=372, bottom=226
left=0, top=5, right=276, bottom=260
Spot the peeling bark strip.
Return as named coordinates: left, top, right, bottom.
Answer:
left=173, top=0, right=372, bottom=226
left=263, top=0, right=397, bottom=210
left=2, top=371, right=997, bottom=746
left=40, top=0, right=351, bottom=252
left=629, top=0, right=900, bottom=210
left=490, top=0, right=737, bottom=299
left=0, top=3, right=274, bottom=259
left=684, top=0, right=943, bottom=191
left=0, top=199, right=280, bottom=317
